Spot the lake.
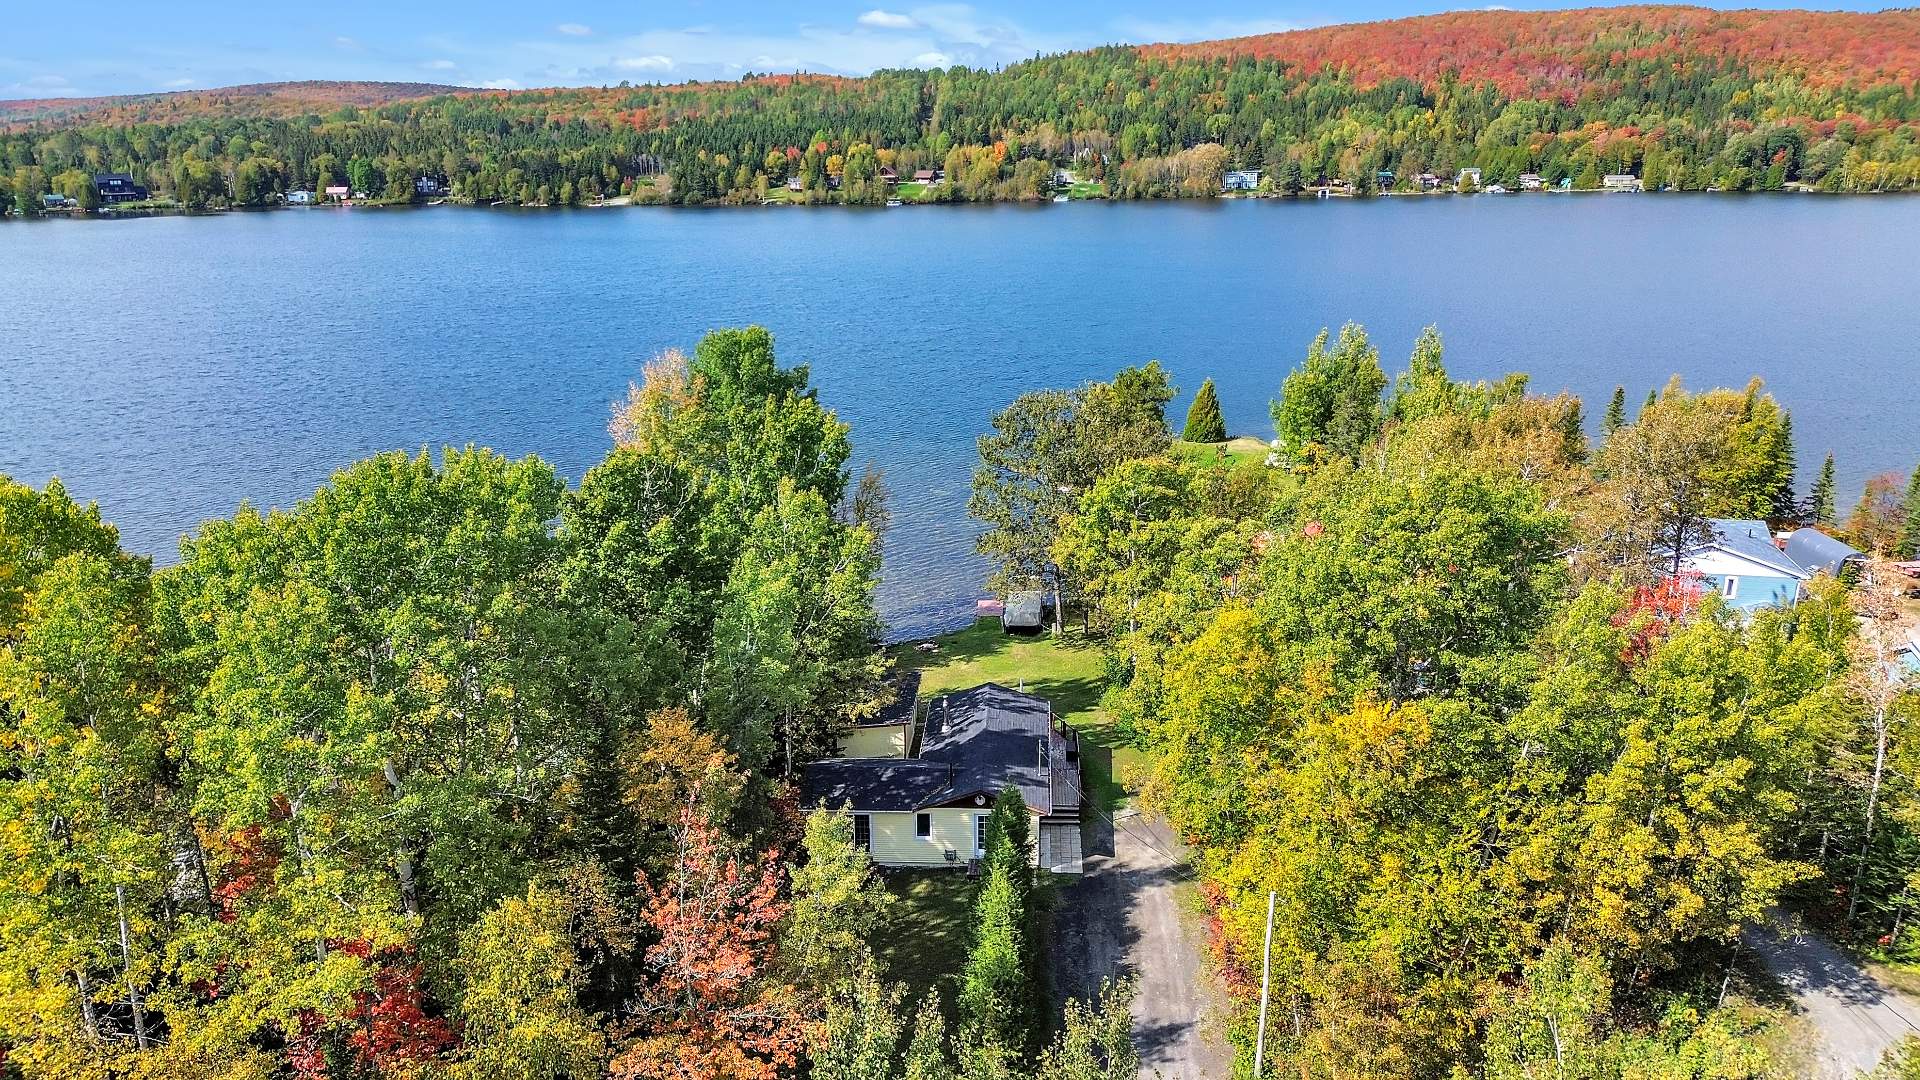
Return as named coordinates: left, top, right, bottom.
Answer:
left=2, top=195, right=1916, bottom=639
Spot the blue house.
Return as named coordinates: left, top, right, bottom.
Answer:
left=1673, top=519, right=1862, bottom=614
left=1222, top=169, right=1260, bottom=192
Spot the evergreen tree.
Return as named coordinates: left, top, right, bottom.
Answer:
left=958, top=865, right=1032, bottom=1058
left=1603, top=386, right=1627, bottom=436
left=1899, top=462, right=1920, bottom=560
left=1181, top=378, right=1228, bottom=443
left=1641, top=387, right=1659, bottom=418
left=1811, top=453, right=1838, bottom=526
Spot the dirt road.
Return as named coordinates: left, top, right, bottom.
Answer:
left=1052, top=808, right=1234, bottom=1079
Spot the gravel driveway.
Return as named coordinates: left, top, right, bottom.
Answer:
left=1749, top=920, right=1920, bottom=1076
left=1052, top=808, right=1233, bottom=1079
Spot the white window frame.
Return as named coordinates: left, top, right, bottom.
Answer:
left=1721, top=576, right=1739, bottom=599
left=974, top=813, right=989, bottom=857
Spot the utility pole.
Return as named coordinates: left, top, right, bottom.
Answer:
left=1255, top=890, right=1276, bottom=1077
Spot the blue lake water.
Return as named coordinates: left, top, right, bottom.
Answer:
left=2, top=195, right=1916, bottom=639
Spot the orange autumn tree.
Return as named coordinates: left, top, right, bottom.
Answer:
left=611, top=808, right=801, bottom=1080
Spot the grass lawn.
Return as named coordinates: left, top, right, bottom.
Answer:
left=890, top=619, right=1136, bottom=810
left=870, top=869, right=975, bottom=1018
left=893, top=181, right=932, bottom=201
left=1065, top=180, right=1106, bottom=199
left=1172, top=435, right=1270, bottom=469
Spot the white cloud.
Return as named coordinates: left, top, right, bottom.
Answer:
left=615, top=54, right=675, bottom=71
left=858, top=10, right=919, bottom=30
left=479, top=77, right=521, bottom=89
left=423, top=59, right=458, bottom=71
left=162, top=77, right=196, bottom=88
left=333, top=35, right=362, bottom=50
left=912, top=51, right=952, bottom=67
left=556, top=23, right=592, bottom=36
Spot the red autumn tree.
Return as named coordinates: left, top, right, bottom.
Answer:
left=1616, top=573, right=1704, bottom=664
left=611, top=808, right=802, bottom=1080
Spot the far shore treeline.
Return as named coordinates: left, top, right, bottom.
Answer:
left=4, top=6, right=1920, bottom=213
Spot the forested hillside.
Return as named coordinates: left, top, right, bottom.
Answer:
left=3, top=5, right=1918, bottom=211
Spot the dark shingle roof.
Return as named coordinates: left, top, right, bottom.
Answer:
left=800, top=682, right=1080, bottom=817
left=921, top=684, right=1077, bottom=816
left=856, top=670, right=920, bottom=729
left=801, top=758, right=955, bottom=813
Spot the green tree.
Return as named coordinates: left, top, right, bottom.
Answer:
left=1272, top=324, right=1388, bottom=463
left=1812, top=452, right=1839, bottom=526
left=958, top=864, right=1033, bottom=1059
left=1034, top=979, right=1138, bottom=1080
left=1603, top=385, right=1627, bottom=436
left=1899, top=462, right=1920, bottom=560
left=902, top=991, right=958, bottom=1080
left=785, top=806, right=895, bottom=995
left=809, top=962, right=907, bottom=1080
left=451, top=871, right=614, bottom=1080
left=1181, top=377, right=1228, bottom=443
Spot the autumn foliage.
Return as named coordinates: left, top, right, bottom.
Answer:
left=1144, top=6, right=1920, bottom=96
left=611, top=809, right=801, bottom=1080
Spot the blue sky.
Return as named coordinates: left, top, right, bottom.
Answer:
left=4, top=1, right=1887, bottom=99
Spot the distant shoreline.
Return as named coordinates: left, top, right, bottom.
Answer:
left=11, top=184, right=1913, bottom=223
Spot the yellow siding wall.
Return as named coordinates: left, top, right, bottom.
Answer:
left=837, top=723, right=909, bottom=758
left=862, top=809, right=1045, bottom=867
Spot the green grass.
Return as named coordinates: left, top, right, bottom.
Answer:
left=1065, top=180, right=1106, bottom=199
left=890, top=619, right=1136, bottom=810
left=1171, top=435, right=1270, bottom=469
left=893, top=181, right=932, bottom=201
left=870, top=870, right=975, bottom=1018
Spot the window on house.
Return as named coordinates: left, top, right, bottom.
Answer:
left=916, top=813, right=931, bottom=838
left=853, top=814, right=871, bottom=851
left=1722, top=576, right=1739, bottom=599
left=974, top=814, right=989, bottom=857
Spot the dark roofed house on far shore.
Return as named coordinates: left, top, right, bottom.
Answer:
left=93, top=173, right=148, bottom=203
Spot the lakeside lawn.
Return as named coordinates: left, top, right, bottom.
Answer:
left=890, top=619, right=1135, bottom=810
left=869, top=869, right=975, bottom=1018
left=1171, top=435, right=1270, bottom=469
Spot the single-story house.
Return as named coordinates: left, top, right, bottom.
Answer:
left=286, top=190, right=314, bottom=205
left=324, top=185, right=351, bottom=201
left=1375, top=169, right=1395, bottom=187
left=1418, top=172, right=1442, bottom=190
left=786, top=176, right=804, bottom=192
left=41, top=193, right=72, bottom=209
left=1519, top=173, right=1544, bottom=190
left=802, top=683, right=1083, bottom=873
left=414, top=176, right=443, bottom=196
left=912, top=169, right=938, bottom=184
left=1671, top=518, right=1862, bottom=614
left=879, top=166, right=899, bottom=184
left=1001, top=591, right=1044, bottom=634
left=1222, top=169, right=1260, bottom=192
left=93, top=173, right=148, bottom=203
left=838, top=670, right=920, bottom=758
left=1603, top=174, right=1642, bottom=191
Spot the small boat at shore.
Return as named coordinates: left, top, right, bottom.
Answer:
left=886, top=198, right=902, bottom=207
left=1052, top=194, right=1070, bottom=203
